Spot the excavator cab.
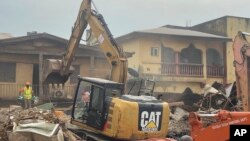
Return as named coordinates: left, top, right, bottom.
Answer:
left=72, top=76, right=124, bottom=130
left=71, top=76, right=170, bottom=140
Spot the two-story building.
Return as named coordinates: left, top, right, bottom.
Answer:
left=117, top=26, right=230, bottom=94
left=191, top=16, right=250, bottom=83
left=117, top=16, right=250, bottom=94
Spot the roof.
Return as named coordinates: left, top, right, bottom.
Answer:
left=0, top=32, right=67, bottom=44
left=0, top=32, right=135, bottom=58
left=0, top=32, right=102, bottom=52
left=193, top=15, right=250, bottom=27
left=139, top=27, right=230, bottom=39
left=0, top=33, right=12, bottom=39
left=116, top=27, right=231, bottom=42
left=81, top=77, right=120, bottom=84
left=79, top=76, right=124, bottom=89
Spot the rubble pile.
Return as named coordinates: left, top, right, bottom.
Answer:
left=0, top=105, right=78, bottom=141
left=167, top=107, right=190, bottom=139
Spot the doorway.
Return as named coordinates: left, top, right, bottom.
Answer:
left=32, top=64, right=39, bottom=96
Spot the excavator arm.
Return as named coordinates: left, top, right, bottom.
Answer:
left=43, top=0, right=127, bottom=86
left=87, top=7, right=127, bottom=83
left=233, top=31, right=250, bottom=111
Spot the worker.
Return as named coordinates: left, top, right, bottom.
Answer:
left=82, top=90, right=90, bottom=104
left=19, top=82, right=33, bottom=109
left=80, top=89, right=90, bottom=120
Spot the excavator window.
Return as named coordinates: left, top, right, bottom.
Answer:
left=105, top=88, right=122, bottom=97
left=89, top=85, right=105, bottom=112
left=86, top=85, right=106, bottom=129
left=72, top=81, right=92, bottom=121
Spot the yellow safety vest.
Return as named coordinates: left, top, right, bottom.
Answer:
left=24, top=87, right=32, bottom=99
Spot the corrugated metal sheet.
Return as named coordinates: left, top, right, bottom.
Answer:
left=138, top=27, right=230, bottom=39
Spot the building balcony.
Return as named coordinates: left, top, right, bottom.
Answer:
left=161, top=63, right=203, bottom=76
left=141, top=62, right=224, bottom=82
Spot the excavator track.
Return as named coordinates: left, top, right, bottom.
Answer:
left=69, top=128, right=115, bottom=141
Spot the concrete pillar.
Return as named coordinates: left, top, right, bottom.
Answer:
left=223, top=43, right=227, bottom=84
left=202, top=49, right=207, bottom=79
left=39, top=53, right=43, bottom=98
left=175, top=52, right=179, bottom=75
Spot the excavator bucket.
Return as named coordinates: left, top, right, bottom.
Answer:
left=43, top=59, right=74, bottom=84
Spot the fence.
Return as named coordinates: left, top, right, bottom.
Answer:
left=0, top=83, right=77, bottom=100
left=207, top=65, right=224, bottom=77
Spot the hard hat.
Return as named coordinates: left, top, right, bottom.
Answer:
left=180, top=135, right=193, bottom=141
left=25, top=82, right=30, bottom=85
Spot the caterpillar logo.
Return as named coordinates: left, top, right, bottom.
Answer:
left=138, top=104, right=163, bottom=132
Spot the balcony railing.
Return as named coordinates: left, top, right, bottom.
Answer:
left=161, top=63, right=203, bottom=76
left=207, top=65, right=224, bottom=77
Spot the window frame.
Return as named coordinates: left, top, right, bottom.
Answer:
left=151, top=47, right=159, bottom=57
left=0, top=62, right=16, bottom=82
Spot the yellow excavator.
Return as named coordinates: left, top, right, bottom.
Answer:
left=43, top=0, right=171, bottom=140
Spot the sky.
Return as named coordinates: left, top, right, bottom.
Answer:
left=1, top=0, right=250, bottom=39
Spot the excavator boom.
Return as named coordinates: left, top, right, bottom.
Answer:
left=233, top=31, right=250, bottom=111
left=43, top=0, right=127, bottom=86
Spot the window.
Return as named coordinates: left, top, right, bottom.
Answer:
left=151, top=47, right=159, bottom=56
left=180, top=44, right=202, bottom=64
left=161, top=46, right=175, bottom=63
left=206, top=48, right=222, bottom=66
left=0, top=62, right=16, bottom=82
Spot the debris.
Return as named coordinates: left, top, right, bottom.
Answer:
left=168, top=107, right=190, bottom=139
left=62, top=128, right=82, bottom=141
left=170, top=107, right=189, bottom=121
left=181, top=87, right=202, bottom=109
left=0, top=105, right=76, bottom=141
left=169, top=102, right=184, bottom=107
left=36, top=103, right=54, bottom=111
left=199, top=81, right=239, bottom=113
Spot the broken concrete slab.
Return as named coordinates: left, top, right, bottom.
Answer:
left=170, top=107, right=189, bottom=121
left=14, top=120, right=59, bottom=137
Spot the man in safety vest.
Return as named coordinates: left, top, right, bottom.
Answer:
left=19, top=82, right=33, bottom=109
